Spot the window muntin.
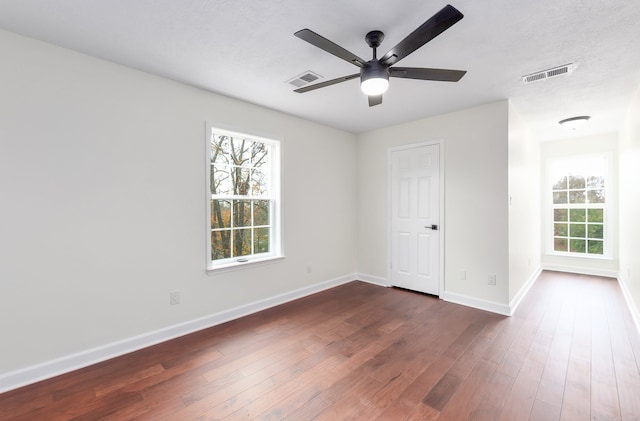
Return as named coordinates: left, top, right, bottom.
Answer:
left=549, top=155, right=609, bottom=257
left=207, top=127, right=280, bottom=269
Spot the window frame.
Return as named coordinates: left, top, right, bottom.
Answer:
left=205, top=124, right=282, bottom=273
left=546, top=153, right=613, bottom=259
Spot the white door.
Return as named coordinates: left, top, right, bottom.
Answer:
left=389, top=143, right=440, bottom=295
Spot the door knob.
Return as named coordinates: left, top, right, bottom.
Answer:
left=425, top=224, right=438, bottom=230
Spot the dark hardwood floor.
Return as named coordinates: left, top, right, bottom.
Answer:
left=1, top=271, right=640, bottom=420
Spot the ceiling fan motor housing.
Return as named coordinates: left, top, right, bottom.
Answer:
left=361, top=60, right=389, bottom=81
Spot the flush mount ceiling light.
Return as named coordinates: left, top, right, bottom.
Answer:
left=559, top=115, right=591, bottom=130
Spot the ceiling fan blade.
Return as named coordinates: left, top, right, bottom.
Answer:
left=379, top=4, right=464, bottom=67
left=368, top=95, right=383, bottom=107
left=295, top=29, right=367, bottom=68
left=294, top=73, right=359, bottom=93
left=390, top=67, right=466, bottom=82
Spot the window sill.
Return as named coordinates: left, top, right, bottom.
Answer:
left=206, top=255, right=285, bottom=275
left=545, top=251, right=613, bottom=261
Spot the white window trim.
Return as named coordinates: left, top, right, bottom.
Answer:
left=205, top=123, right=283, bottom=273
left=545, top=153, right=613, bottom=259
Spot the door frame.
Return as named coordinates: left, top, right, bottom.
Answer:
left=387, top=139, right=446, bottom=296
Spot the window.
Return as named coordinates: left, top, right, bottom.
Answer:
left=206, top=126, right=281, bottom=270
left=548, top=155, right=610, bottom=257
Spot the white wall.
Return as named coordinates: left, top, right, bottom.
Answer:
left=508, top=103, right=541, bottom=303
left=0, top=30, right=357, bottom=382
left=619, top=82, right=640, bottom=323
left=356, top=100, right=511, bottom=310
left=540, top=133, right=619, bottom=276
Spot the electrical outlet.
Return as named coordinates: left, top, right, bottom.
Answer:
left=460, top=270, right=466, bottom=280
left=169, top=291, right=180, bottom=305
left=306, top=264, right=312, bottom=274
left=488, top=274, right=496, bottom=285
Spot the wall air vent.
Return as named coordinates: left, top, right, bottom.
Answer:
left=522, top=63, right=574, bottom=85
left=287, top=71, right=322, bottom=88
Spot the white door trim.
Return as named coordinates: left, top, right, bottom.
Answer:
left=387, top=139, right=445, bottom=296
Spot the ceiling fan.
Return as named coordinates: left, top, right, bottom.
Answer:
left=293, top=4, right=466, bottom=107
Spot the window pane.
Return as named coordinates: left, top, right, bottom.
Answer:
left=588, top=208, right=604, bottom=223
left=554, top=209, right=568, bottom=222
left=233, top=200, right=252, bottom=227
left=212, top=165, right=232, bottom=195
left=588, top=224, right=603, bottom=239
left=569, top=175, right=585, bottom=189
left=211, top=200, right=231, bottom=228
left=250, top=141, right=269, bottom=167
left=253, top=227, right=270, bottom=254
left=251, top=168, right=270, bottom=197
left=231, top=167, right=251, bottom=195
left=211, top=135, right=230, bottom=165
left=569, top=209, right=586, bottom=222
left=569, top=190, right=585, bottom=204
left=230, top=137, right=250, bottom=165
left=587, top=189, right=605, bottom=203
left=254, top=200, right=270, bottom=226
left=211, top=230, right=231, bottom=260
left=587, top=176, right=604, bottom=189
left=588, top=240, right=604, bottom=255
left=232, top=228, right=252, bottom=257
left=554, top=223, right=568, bottom=236
left=570, top=223, right=586, bottom=238
left=552, top=176, right=567, bottom=190
left=553, top=191, right=567, bottom=204
left=570, top=239, right=586, bottom=253
left=554, top=238, right=568, bottom=252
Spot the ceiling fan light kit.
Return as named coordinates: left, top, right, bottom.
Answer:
left=294, top=4, right=467, bottom=107
left=360, top=61, right=389, bottom=96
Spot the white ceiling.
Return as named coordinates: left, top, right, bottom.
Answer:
left=1, top=0, right=639, bottom=140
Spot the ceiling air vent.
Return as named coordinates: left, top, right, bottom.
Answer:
left=522, top=63, right=574, bottom=85
left=287, top=71, right=322, bottom=88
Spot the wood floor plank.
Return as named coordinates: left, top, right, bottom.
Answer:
left=1, top=274, right=639, bottom=420
left=498, top=273, right=564, bottom=420
left=529, top=398, right=561, bottom=421
left=423, top=372, right=462, bottom=411
left=604, top=277, right=640, bottom=420
left=406, top=402, right=440, bottom=420
left=177, top=347, right=342, bottom=418
left=437, top=358, right=496, bottom=420
left=393, top=354, right=457, bottom=414
left=470, top=370, right=517, bottom=420
left=560, top=281, right=592, bottom=421
left=590, top=278, right=623, bottom=420
left=311, top=370, right=385, bottom=421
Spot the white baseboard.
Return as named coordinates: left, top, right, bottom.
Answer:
left=508, top=267, right=542, bottom=316
left=541, top=263, right=618, bottom=278
left=359, top=273, right=522, bottom=317
left=440, top=291, right=511, bottom=316
left=0, top=274, right=356, bottom=394
left=617, top=272, right=640, bottom=336
left=355, top=273, right=391, bottom=287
